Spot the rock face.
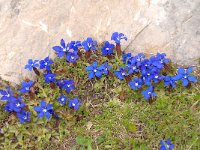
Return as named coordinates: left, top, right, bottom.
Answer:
left=0, top=0, right=199, bottom=83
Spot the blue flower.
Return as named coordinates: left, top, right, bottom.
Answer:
left=163, top=76, right=177, bottom=88
left=68, top=98, right=81, bottom=110
left=114, top=67, right=127, bottom=80
left=98, top=62, right=112, bottom=75
left=44, top=73, right=56, bottom=83
left=17, top=110, right=31, bottom=124
left=135, top=53, right=145, bottom=63
left=111, top=32, right=127, bottom=44
left=53, top=39, right=70, bottom=58
left=62, top=80, right=75, bottom=93
left=160, top=138, right=174, bottom=150
left=66, top=51, right=79, bottom=63
left=129, top=78, right=143, bottom=90
left=173, top=67, right=197, bottom=86
left=39, top=56, right=53, bottom=70
left=57, top=94, right=67, bottom=105
left=0, top=87, right=15, bottom=101
left=25, top=59, right=39, bottom=71
left=141, top=86, right=156, bottom=100
left=20, top=81, right=34, bottom=93
left=122, top=53, right=132, bottom=64
left=102, top=41, right=114, bottom=56
left=8, top=96, right=25, bottom=113
left=69, top=41, right=82, bottom=51
left=82, top=37, right=97, bottom=51
left=86, top=62, right=102, bottom=79
left=34, top=100, right=53, bottom=120
left=126, top=59, right=139, bottom=74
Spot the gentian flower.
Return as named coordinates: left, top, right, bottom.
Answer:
left=163, top=76, right=177, bottom=88
left=98, top=62, right=112, bottom=75
left=17, top=110, right=31, bottom=124
left=34, top=100, right=53, bottom=120
left=135, top=53, right=145, bottom=63
left=141, top=86, right=156, bottom=100
left=68, top=98, right=81, bottom=110
left=126, top=59, right=139, bottom=74
left=66, top=51, right=79, bottom=63
left=0, top=87, right=15, bottom=101
left=173, top=67, right=197, bottom=86
left=102, top=41, right=114, bottom=56
left=82, top=37, right=97, bottom=51
left=160, top=138, right=174, bottom=150
left=69, top=41, right=82, bottom=51
left=122, top=53, right=132, bottom=64
left=25, top=59, right=39, bottom=71
left=39, top=56, right=53, bottom=70
left=44, top=73, right=56, bottom=83
left=53, top=39, right=70, bottom=58
left=57, top=94, right=67, bottom=105
left=86, top=62, right=102, bottom=79
left=62, top=80, right=75, bottom=93
left=129, top=78, right=143, bottom=90
left=20, top=81, right=34, bottom=93
left=9, top=96, right=25, bottom=113
left=111, top=32, right=127, bottom=44
left=114, top=67, right=127, bottom=80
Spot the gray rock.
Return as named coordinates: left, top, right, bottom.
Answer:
left=0, top=0, right=199, bottom=83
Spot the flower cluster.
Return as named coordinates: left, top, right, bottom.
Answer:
left=0, top=88, right=30, bottom=123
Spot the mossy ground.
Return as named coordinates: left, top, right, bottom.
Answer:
left=0, top=47, right=199, bottom=150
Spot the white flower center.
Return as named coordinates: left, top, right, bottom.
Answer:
left=63, top=48, right=66, bottom=52
left=23, top=117, right=27, bottom=120
left=106, top=48, right=109, bottom=50
left=7, top=94, right=10, bottom=97
left=71, top=56, right=74, bottom=60
left=43, top=109, right=47, bottom=113
left=26, top=87, right=29, bottom=90
left=184, top=75, right=187, bottom=78
left=94, top=69, right=97, bottom=73
left=67, top=84, right=70, bottom=87
left=155, top=75, right=158, bottom=78
left=45, top=62, right=48, bottom=65
left=148, top=92, right=151, bottom=95
left=16, top=103, right=20, bottom=107
left=61, top=98, right=65, bottom=101
left=72, top=103, right=75, bottom=107
left=135, top=83, right=138, bottom=86
left=122, top=72, right=126, bottom=76
left=132, top=66, right=136, bottom=70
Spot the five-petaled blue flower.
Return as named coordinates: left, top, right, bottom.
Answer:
left=62, top=80, right=75, bottom=93
left=111, top=32, right=127, bottom=44
left=98, top=62, right=112, bottom=75
left=68, top=98, right=81, bottom=110
left=141, top=86, right=156, bottom=100
left=86, top=62, right=102, bottom=79
left=8, top=96, right=25, bottom=113
left=20, top=81, right=34, bottom=93
left=39, top=56, right=53, bottom=70
left=44, top=73, right=56, bottom=83
left=82, top=37, right=97, bottom=51
left=173, top=67, right=197, bottom=86
left=160, top=138, right=174, bottom=150
left=66, top=51, right=79, bottom=63
left=114, top=67, right=127, bottom=80
left=34, top=100, right=53, bottom=120
left=17, top=110, right=31, bottom=124
left=25, top=59, right=39, bottom=71
left=0, top=87, right=15, bottom=101
left=69, top=41, right=82, bottom=51
left=53, top=39, right=70, bottom=58
left=57, top=94, right=67, bottom=105
left=102, top=41, right=114, bottom=56
left=129, top=78, right=143, bottom=90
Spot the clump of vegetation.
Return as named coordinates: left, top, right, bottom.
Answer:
left=0, top=32, right=199, bottom=149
